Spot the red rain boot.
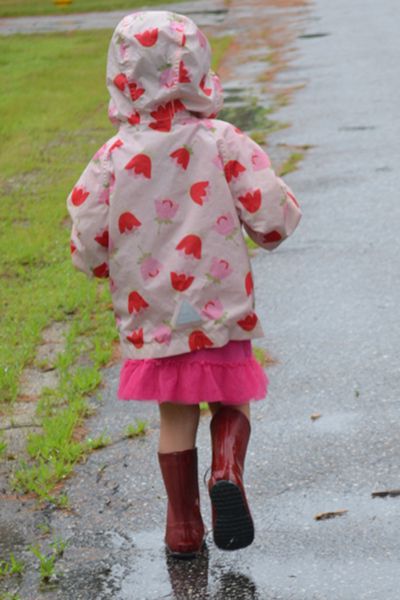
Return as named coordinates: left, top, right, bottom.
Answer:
left=158, top=447, right=205, bottom=559
left=208, top=407, right=254, bottom=550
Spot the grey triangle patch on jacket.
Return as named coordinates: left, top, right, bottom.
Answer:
left=174, top=298, right=203, bottom=327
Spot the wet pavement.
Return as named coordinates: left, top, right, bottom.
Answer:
left=0, top=0, right=228, bottom=35
left=2, top=0, right=400, bottom=598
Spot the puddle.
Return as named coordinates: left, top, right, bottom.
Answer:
left=115, top=530, right=260, bottom=600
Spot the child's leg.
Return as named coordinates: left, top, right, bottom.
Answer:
left=208, top=404, right=254, bottom=550
left=159, top=403, right=200, bottom=453
left=208, top=402, right=250, bottom=419
left=158, top=402, right=205, bottom=557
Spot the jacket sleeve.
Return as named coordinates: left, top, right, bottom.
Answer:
left=66, top=147, right=112, bottom=278
left=219, top=126, right=301, bottom=250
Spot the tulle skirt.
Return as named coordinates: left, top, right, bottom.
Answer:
left=117, top=340, right=268, bottom=405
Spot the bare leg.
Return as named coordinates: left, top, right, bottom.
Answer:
left=159, top=403, right=200, bottom=453
left=208, top=402, right=250, bottom=420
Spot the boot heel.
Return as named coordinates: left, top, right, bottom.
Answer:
left=210, top=480, right=254, bottom=550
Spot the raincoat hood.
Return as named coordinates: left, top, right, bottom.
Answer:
left=106, top=10, right=224, bottom=128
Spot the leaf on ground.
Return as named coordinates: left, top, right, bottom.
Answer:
left=314, top=509, right=348, bottom=521
left=371, top=489, right=400, bottom=498
left=310, top=413, right=321, bottom=421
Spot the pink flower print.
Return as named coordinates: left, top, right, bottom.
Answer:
left=251, top=149, right=271, bottom=171
left=153, top=324, right=172, bottom=346
left=98, top=185, right=110, bottom=205
left=196, top=28, right=208, bottom=49
left=208, top=258, right=233, bottom=282
left=202, top=299, right=224, bottom=320
left=108, top=101, right=119, bottom=125
left=170, top=20, right=186, bottom=45
left=212, top=154, right=224, bottom=171
left=214, top=214, right=236, bottom=237
left=202, top=119, right=216, bottom=130
left=160, top=64, right=178, bottom=89
left=93, top=143, right=108, bottom=161
left=109, top=172, right=116, bottom=193
left=140, top=256, right=163, bottom=281
left=155, top=199, right=179, bottom=232
left=115, top=34, right=129, bottom=60
left=119, top=42, right=129, bottom=60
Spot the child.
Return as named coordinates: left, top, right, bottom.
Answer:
left=67, top=10, right=301, bottom=559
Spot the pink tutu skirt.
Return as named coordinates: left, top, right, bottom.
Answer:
left=117, top=340, right=268, bottom=405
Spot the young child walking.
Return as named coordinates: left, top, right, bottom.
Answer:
left=67, top=10, right=301, bottom=559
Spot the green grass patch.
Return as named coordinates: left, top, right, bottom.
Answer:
left=0, top=0, right=182, bottom=18
left=124, top=420, right=147, bottom=438
left=278, top=152, right=304, bottom=177
left=0, top=552, right=25, bottom=578
left=0, top=30, right=231, bottom=503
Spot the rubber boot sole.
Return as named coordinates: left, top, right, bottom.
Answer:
left=210, top=480, right=254, bottom=550
left=166, top=539, right=207, bottom=560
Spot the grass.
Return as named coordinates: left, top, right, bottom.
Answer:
left=278, top=151, right=305, bottom=177
left=0, top=553, right=25, bottom=578
left=0, top=0, right=180, bottom=18
left=124, top=420, right=147, bottom=438
left=0, top=30, right=232, bottom=505
left=29, top=545, right=57, bottom=583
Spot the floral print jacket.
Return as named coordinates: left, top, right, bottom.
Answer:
left=67, top=10, right=302, bottom=359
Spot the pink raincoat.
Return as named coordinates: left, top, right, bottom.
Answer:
left=67, top=11, right=301, bottom=362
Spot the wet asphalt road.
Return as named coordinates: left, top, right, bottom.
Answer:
left=2, top=0, right=400, bottom=598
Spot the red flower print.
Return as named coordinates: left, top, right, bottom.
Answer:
left=199, top=75, right=212, bottom=97
left=245, top=271, right=253, bottom=296
left=113, top=73, right=128, bottom=91
left=70, top=240, right=77, bottom=254
left=263, top=230, right=282, bottom=243
left=179, top=60, right=191, bottom=83
left=128, top=81, right=145, bottom=101
left=189, top=330, right=213, bottom=351
left=109, top=139, right=123, bottom=153
left=238, top=189, right=262, bottom=213
left=128, top=291, right=149, bottom=314
left=174, top=99, right=186, bottom=113
left=149, top=103, right=173, bottom=132
left=92, top=262, right=109, bottom=278
left=126, top=328, right=144, bottom=349
left=170, top=147, right=191, bottom=170
left=118, top=212, right=142, bottom=234
left=134, top=28, right=158, bottom=47
left=190, top=181, right=209, bottom=205
left=128, top=111, right=141, bottom=126
left=224, top=160, right=246, bottom=183
left=94, top=230, right=109, bottom=247
left=125, top=154, right=152, bottom=178
left=176, top=235, right=202, bottom=259
left=170, top=272, right=195, bottom=292
left=71, top=187, right=89, bottom=207
left=237, top=313, right=258, bottom=331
